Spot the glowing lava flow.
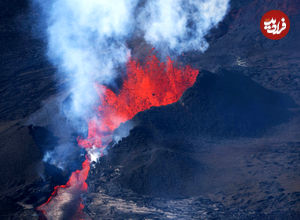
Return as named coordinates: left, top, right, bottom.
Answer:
left=37, top=159, right=90, bottom=219
left=37, top=55, right=198, bottom=219
left=78, top=55, right=199, bottom=149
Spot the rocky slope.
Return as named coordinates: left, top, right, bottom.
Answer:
left=0, top=0, right=300, bottom=219
left=86, top=70, right=300, bottom=218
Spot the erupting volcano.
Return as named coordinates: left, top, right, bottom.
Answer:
left=37, top=54, right=198, bottom=219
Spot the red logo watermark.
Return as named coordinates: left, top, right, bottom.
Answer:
left=260, top=10, right=290, bottom=40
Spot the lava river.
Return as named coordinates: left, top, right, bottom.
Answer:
left=37, top=54, right=198, bottom=219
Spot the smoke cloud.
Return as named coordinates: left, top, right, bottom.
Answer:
left=35, top=0, right=229, bottom=120
left=33, top=0, right=229, bottom=165
left=35, top=0, right=138, bottom=121
left=140, top=0, right=230, bottom=53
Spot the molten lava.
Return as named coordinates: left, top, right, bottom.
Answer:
left=78, top=55, right=198, bottom=149
left=38, top=54, right=198, bottom=219
left=37, top=159, right=90, bottom=219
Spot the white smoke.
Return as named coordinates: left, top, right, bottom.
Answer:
left=35, top=0, right=229, bottom=122
left=140, top=0, right=230, bottom=53
left=36, top=0, right=139, bottom=121
left=31, top=0, right=230, bottom=216
left=33, top=0, right=229, bottom=166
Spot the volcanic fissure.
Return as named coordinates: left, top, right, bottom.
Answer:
left=37, top=54, right=198, bottom=218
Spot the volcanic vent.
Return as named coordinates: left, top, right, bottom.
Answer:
left=37, top=54, right=198, bottom=219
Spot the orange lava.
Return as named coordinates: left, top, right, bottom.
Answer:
left=38, top=54, right=198, bottom=219
left=78, top=55, right=198, bottom=149
left=37, top=159, right=90, bottom=219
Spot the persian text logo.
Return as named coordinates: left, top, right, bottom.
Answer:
left=260, top=10, right=290, bottom=40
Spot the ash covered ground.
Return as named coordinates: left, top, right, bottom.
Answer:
left=0, top=0, right=300, bottom=219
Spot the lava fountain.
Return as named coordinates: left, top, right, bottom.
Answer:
left=37, top=54, right=198, bottom=219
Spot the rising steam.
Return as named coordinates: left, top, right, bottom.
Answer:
left=36, top=0, right=138, bottom=121
left=140, top=0, right=230, bottom=53
left=33, top=1, right=229, bottom=217
left=33, top=0, right=229, bottom=166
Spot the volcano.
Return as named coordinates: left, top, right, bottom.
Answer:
left=87, top=68, right=297, bottom=197
left=0, top=0, right=300, bottom=219
left=85, top=69, right=299, bottom=218
left=37, top=54, right=199, bottom=219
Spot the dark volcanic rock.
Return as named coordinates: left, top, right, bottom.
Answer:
left=0, top=0, right=57, bottom=122
left=179, top=0, right=300, bottom=105
left=1, top=0, right=300, bottom=219
left=86, top=71, right=300, bottom=218
left=88, top=69, right=298, bottom=200
left=0, top=123, right=74, bottom=218
left=133, top=69, right=296, bottom=138
left=0, top=122, right=41, bottom=218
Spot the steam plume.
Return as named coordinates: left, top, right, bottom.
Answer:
left=37, top=0, right=138, bottom=121
left=140, top=0, right=230, bottom=53
left=33, top=0, right=229, bottom=164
